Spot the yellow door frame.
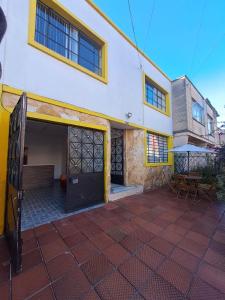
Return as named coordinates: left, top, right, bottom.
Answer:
left=0, top=101, right=109, bottom=235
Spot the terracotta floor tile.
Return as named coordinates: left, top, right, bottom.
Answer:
left=130, top=227, right=155, bottom=243
left=188, top=277, right=225, bottom=300
left=29, top=286, right=55, bottom=300
left=83, top=289, right=101, bottom=300
left=106, top=227, right=127, bottom=242
left=157, top=259, right=193, bottom=294
left=0, top=281, right=10, bottom=300
left=22, top=238, right=38, bottom=254
left=0, top=262, right=10, bottom=284
left=166, top=224, right=188, bottom=236
left=37, top=230, right=59, bottom=246
left=53, top=266, right=91, bottom=300
left=103, top=243, right=130, bottom=266
left=170, top=247, right=199, bottom=273
left=144, top=222, right=163, bottom=235
left=139, top=273, right=185, bottom=300
left=71, top=240, right=100, bottom=264
left=56, top=222, right=79, bottom=238
left=12, top=264, right=49, bottom=300
left=46, top=252, right=77, bottom=281
left=136, top=244, right=165, bottom=271
left=186, top=231, right=209, bottom=246
left=41, top=238, right=68, bottom=262
left=96, top=271, right=137, bottom=300
left=81, top=254, right=114, bottom=285
left=64, top=231, right=87, bottom=248
left=0, top=241, right=10, bottom=264
left=161, top=228, right=183, bottom=245
left=210, top=240, right=225, bottom=255
left=120, top=235, right=143, bottom=253
left=22, top=248, right=43, bottom=271
left=148, top=237, right=174, bottom=256
left=213, top=230, right=225, bottom=245
left=90, top=232, right=115, bottom=251
left=119, top=256, right=153, bottom=289
left=204, top=248, right=225, bottom=272
left=179, top=237, right=206, bottom=258
left=198, top=262, right=225, bottom=293
left=34, top=223, right=55, bottom=237
left=21, top=229, right=35, bottom=242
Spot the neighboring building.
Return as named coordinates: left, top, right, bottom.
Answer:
left=0, top=0, right=173, bottom=240
left=172, top=76, right=219, bottom=148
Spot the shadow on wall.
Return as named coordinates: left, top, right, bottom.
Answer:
left=0, top=6, right=7, bottom=79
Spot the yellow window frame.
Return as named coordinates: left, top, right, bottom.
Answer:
left=144, top=129, right=173, bottom=167
left=28, top=0, right=108, bottom=84
left=143, top=74, right=170, bottom=116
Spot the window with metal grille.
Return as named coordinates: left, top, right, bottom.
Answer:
left=146, top=132, right=168, bottom=163
left=35, top=1, right=102, bottom=75
left=145, top=79, right=166, bottom=112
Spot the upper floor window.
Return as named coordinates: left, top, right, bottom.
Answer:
left=207, top=115, right=214, bottom=135
left=192, top=100, right=204, bottom=124
left=145, top=79, right=166, bottom=113
left=35, top=1, right=102, bottom=76
left=146, top=132, right=168, bottom=163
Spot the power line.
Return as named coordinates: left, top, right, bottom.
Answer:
left=127, top=0, right=142, bottom=69
left=189, top=0, right=207, bottom=75
left=143, top=0, right=156, bottom=52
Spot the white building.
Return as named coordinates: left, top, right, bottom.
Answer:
left=0, top=0, right=173, bottom=239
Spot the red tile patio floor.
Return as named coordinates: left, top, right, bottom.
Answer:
left=1, top=188, right=225, bottom=299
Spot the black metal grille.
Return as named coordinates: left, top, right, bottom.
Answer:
left=146, top=132, right=168, bottom=163
left=69, top=127, right=104, bottom=175
left=111, top=129, right=123, bottom=176
left=35, top=1, right=102, bottom=75
left=145, top=80, right=166, bottom=112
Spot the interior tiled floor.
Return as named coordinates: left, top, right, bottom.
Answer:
left=1, top=188, right=225, bottom=299
left=22, top=181, right=103, bottom=230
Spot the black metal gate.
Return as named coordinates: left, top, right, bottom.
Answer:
left=5, top=93, right=27, bottom=273
left=111, top=129, right=124, bottom=185
left=66, top=126, right=104, bottom=212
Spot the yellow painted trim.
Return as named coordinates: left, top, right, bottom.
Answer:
left=144, top=129, right=173, bottom=167
left=28, top=0, right=108, bottom=84
left=143, top=73, right=171, bottom=117
left=2, top=84, right=173, bottom=137
left=85, top=0, right=171, bottom=82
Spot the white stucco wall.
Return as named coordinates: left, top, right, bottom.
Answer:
left=0, top=0, right=172, bottom=135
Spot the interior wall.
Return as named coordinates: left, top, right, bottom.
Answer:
left=25, top=121, right=67, bottom=179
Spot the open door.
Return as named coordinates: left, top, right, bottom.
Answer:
left=66, top=126, right=104, bottom=212
left=5, top=93, right=27, bottom=273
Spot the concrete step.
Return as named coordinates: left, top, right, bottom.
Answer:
left=109, top=184, right=143, bottom=201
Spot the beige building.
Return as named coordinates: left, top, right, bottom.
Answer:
left=172, top=76, right=219, bottom=148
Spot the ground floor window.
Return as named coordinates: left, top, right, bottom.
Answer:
left=146, top=131, right=168, bottom=163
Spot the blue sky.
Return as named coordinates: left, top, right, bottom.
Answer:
left=94, top=0, right=225, bottom=123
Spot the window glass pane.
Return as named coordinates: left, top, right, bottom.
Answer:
left=35, top=1, right=102, bottom=76
left=146, top=132, right=168, bottom=163
left=192, top=100, right=204, bottom=124
left=145, top=80, right=166, bottom=112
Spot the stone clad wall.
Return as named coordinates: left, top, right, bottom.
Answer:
left=124, top=129, right=173, bottom=190
left=2, top=92, right=111, bottom=200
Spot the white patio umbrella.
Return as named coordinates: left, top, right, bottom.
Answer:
left=168, top=144, right=214, bottom=173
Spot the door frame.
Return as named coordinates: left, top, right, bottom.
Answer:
left=26, top=112, right=109, bottom=202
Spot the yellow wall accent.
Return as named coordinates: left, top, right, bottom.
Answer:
left=85, top=0, right=171, bottom=82
left=28, top=0, right=108, bottom=84
left=144, top=130, right=173, bottom=167
left=143, top=73, right=171, bottom=117
left=2, top=84, right=173, bottom=137
left=0, top=91, right=10, bottom=235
